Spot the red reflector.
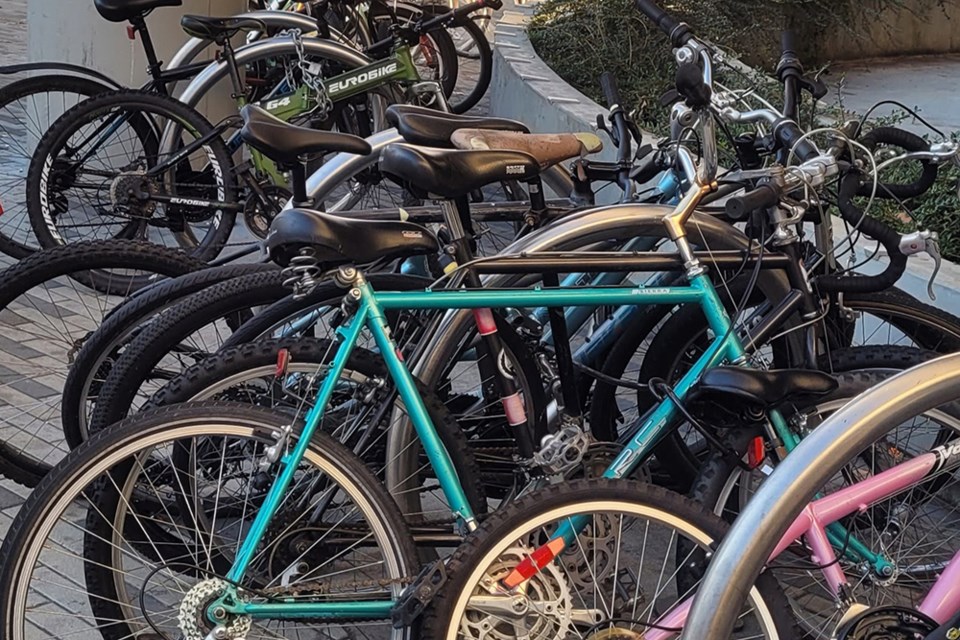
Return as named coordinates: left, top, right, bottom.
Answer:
left=501, top=537, right=566, bottom=589
left=748, top=436, right=765, bottom=469
left=126, top=25, right=137, bottom=40
left=275, top=348, right=290, bottom=378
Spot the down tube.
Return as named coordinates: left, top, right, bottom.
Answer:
left=603, top=273, right=744, bottom=479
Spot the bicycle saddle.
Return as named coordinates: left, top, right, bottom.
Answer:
left=386, top=104, right=528, bottom=148
left=692, top=367, right=839, bottom=414
left=180, top=15, right=266, bottom=42
left=451, top=129, right=603, bottom=169
left=265, top=208, right=439, bottom=267
left=380, top=143, right=540, bottom=199
left=240, top=105, right=372, bottom=164
left=95, top=0, right=182, bottom=22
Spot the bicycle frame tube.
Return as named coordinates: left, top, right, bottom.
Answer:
left=643, top=437, right=960, bottom=638
left=217, top=271, right=755, bottom=621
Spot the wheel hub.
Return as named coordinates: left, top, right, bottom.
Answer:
left=109, top=170, right=157, bottom=218
left=836, top=605, right=937, bottom=640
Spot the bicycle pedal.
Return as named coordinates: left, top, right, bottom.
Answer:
left=391, top=560, right=447, bottom=628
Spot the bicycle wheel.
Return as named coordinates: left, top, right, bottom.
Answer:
left=0, top=73, right=112, bottom=259
left=423, top=478, right=799, bottom=639
left=691, top=367, right=960, bottom=638
left=26, top=89, right=237, bottom=263
left=0, top=402, right=418, bottom=640
left=0, top=240, right=203, bottom=487
left=60, top=262, right=277, bottom=449
left=444, top=16, right=493, bottom=113
left=88, top=270, right=291, bottom=432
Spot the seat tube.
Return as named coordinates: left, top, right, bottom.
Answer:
left=358, top=278, right=478, bottom=530
left=440, top=199, right=537, bottom=458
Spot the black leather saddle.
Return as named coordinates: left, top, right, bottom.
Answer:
left=266, top=208, right=439, bottom=267
left=380, top=143, right=540, bottom=199
left=692, top=367, right=839, bottom=416
left=386, top=105, right=528, bottom=148
left=95, top=0, right=182, bottom=22
left=240, top=105, right=372, bottom=164
left=181, top=15, right=266, bottom=42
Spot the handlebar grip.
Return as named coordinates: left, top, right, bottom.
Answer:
left=857, top=126, right=938, bottom=199
left=724, top=183, right=781, bottom=221
left=816, top=172, right=907, bottom=293
left=676, top=63, right=712, bottom=109
left=773, top=118, right=819, bottom=162
left=600, top=72, right=623, bottom=110
left=634, top=0, right=691, bottom=46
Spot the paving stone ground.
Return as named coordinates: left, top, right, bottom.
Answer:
left=0, top=3, right=491, bottom=634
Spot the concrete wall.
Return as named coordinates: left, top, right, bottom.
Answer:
left=819, top=0, right=960, bottom=61
left=27, top=0, right=245, bottom=87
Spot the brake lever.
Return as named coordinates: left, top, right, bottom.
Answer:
left=900, top=230, right=942, bottom=300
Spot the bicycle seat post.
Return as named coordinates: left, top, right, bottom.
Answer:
left=128, top=14, right=165, bottom=89
left=217, top=36, right=246, bottom=100
left=289, top=159, right=310, bottom=208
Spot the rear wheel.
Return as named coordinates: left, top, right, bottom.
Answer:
left=26, top=90, right=237, bottom=265
left=0, top=402, right=418, bottom=640
left=0, top=240, right=203, bottom=486
left=0, top=73, right=112, bottom=259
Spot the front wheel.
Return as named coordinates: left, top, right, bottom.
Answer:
left=0, top=402, right=419, bottom=640
left=424, top=478, right=799, bottom=640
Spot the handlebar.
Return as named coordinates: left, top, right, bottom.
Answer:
left=724, top=182, right=781, bottom=221
left=599, top=71, right=634, bottom=197
left=634, top=0, right=692, bottom=47
left=815, top=171, right=908, bottom=293
left=858, top=126, right=939, bottom=199
left=675, top=63, right=712, bottom=109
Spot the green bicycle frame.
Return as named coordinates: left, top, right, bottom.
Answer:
left=245, top=44, right=421, bottom=184
left=215, top=270, right=765, bottom=621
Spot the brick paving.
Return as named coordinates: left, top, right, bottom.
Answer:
left=0, top=4, right=493, bottom=636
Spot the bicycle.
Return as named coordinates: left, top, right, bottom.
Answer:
left=0, top=48, right=887, bottom=636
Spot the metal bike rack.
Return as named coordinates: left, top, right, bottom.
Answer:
left=681, top=352, right=960, bottom=640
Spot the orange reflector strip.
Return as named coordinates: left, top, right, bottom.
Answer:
left=502, top=537, right=566, bottom=589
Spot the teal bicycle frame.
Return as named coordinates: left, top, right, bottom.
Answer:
left=212, top=262, right=799, bottom=621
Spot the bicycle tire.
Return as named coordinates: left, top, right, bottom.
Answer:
left=423, top=478, right=800, bottom=640
left=0, top=401, right=418, bottom=640
left=60, top=261, right=277, bottom=448
left=0, top=74, right=113, bottom=259
left=445, top=15, right=492, bottom=113
left=689, top=361, right=960, bottom=638
left=26, top=89, right=238, bottom=268
left=0, top=239, right=205, bottom=486
left=88, top=270, right=291, bottom=433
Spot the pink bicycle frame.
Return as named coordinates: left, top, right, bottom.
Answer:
left=644, top=441, right=960, bottom=639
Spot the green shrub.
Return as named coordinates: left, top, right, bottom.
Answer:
left=528, top=0, right=960, bottom=261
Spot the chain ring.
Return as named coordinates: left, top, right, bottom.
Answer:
left=836, top=606, right=937, bottom=640
left=243, top=185, right=291, bottom=239
left=462, top=546, right=575, bottom=640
